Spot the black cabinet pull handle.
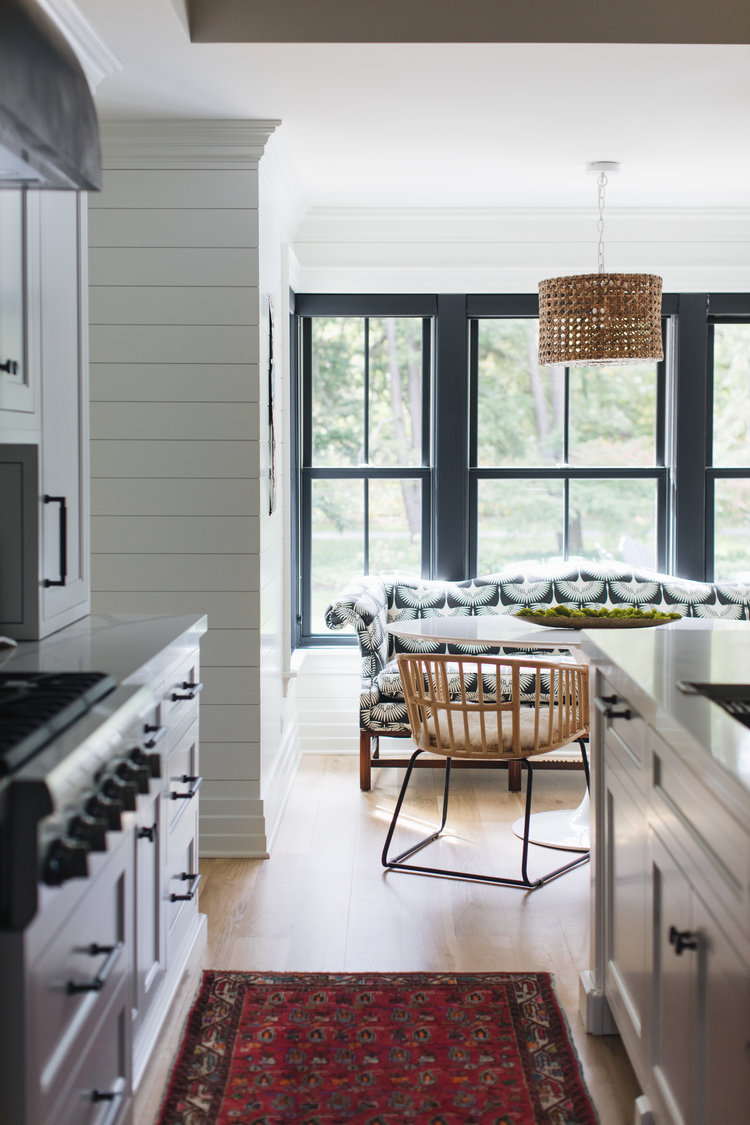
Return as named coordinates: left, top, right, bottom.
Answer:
left=170, top=774, right=202, bottom=801
left=172, top=681, right=204, bottom=702
left=668, top=925, right=699, bottom=955
left=67, top=940, right=123, bottom=993
left=170, top=871, right=202, bottom=902
left=91, top=1086, right=124, bottom=1125
left=137, top=823, right=157, bottom=842
left=593, top=694, right=632, bottom=721
left=43, top=494, right=68, bottom=587
left=144, top=723, right=166, bottom=748
left=0, top=358, right=19, bottom=375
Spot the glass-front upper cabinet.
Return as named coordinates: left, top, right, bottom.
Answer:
left=0, top=189, right=39, bottom=420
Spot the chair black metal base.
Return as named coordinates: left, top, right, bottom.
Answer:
left=381, top=741, right=590, bottom=890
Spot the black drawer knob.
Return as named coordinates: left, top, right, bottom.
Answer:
left=172, top=680, right=204, bottom=702
left=669, top=925, right=699, bottom=955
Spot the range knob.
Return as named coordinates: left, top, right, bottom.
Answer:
left=69, top=812, right=108, bottom=851
left=116, top=759, right=149, bottom=794
left=129, top=745, right=161, bottom=780
left=85, top=792, right=123, bottom=831
left=101, top=775, right=137, bottom=811
left=43, top=837, right=89, bottom=885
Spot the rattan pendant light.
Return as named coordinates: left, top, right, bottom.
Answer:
left=538, top=162, right=663, bottom=367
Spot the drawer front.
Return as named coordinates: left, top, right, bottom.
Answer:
left=595, top=672, right=647, bottom=769
left=650, top=729, right=750, bottom=942
left=164, top=799, right=200, bottom=973
left=163, top=718, right=199, bottom=832
left=53, top=984, right=131, bottom=1125
left=161, top=648, right=201, bottom=749
left=29, top=836, right=131, bottom=1112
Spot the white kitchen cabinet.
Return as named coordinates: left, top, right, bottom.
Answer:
left=0, top=190, right=40, bottom=425
left=128, top=640, right=204, bottom=1090
left=584, top=630, right=750, bottom=1125
left=39, top=191, right=90, bottom=630
left=600, top=690, right=651, bottom=1071
left=0, top=190, right=90, bottom=639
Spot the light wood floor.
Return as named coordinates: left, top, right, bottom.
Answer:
left=137, top=754, right=641, bottom=1123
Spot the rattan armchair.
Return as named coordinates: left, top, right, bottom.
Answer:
left=381, top=652, right=590, bottom=889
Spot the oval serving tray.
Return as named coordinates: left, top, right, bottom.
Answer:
left=516, top=613, right=680, bottom=630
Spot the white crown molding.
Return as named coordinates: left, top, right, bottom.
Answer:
left=37, top=0, right=122, bottom=91
left=291, top=206, right=750, bottom=293
left=295, top=206, right=750, bottom=244
left=100, top=120, right=281, bottom=169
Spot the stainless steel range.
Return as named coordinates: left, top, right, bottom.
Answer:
left=0, top=668, right=157, bottom=1125
left=0, top=613, right=207, bottom=1125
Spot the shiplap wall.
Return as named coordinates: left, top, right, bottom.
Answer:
left=88, top=120, right=279, bottom=856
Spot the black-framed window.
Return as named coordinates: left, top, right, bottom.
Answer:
left=293, top=291, right=750, bottom=646
left=295, top=296, right=434, bottom=641
left=707, top=312, right=750, bottom=581
left=468, top=314, right=668, bottom=576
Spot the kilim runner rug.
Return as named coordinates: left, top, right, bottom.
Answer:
left=157, top=970, right=599, bottom=1125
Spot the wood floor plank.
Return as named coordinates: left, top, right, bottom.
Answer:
left=136, top=754, right=641, bottom=1124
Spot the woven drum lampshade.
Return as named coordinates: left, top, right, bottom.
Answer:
left=538, top=272, right=663, bottom=367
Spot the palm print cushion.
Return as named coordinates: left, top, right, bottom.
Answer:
left=325, top=560, right=750, bottom=734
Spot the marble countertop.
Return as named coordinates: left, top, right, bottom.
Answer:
left=0, top=612, right=208, bottom=686
left=581, top=619, right=750, bottom=797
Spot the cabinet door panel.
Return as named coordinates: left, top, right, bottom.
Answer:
left=40, top=192, right=89, bottom=624
left=133, top=790, right=164, bottom=1031
left=650, top=830, right=698, bottom=1125
left=0, top=191, right=32, bottom=415
left=695, top=896, right=750, bottom=1125
left=605, top=762, right=649, bottom=1052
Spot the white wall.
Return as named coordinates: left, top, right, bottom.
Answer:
left=292, top=207, right=750, bottom=293
left=88, top=120, right=277, bottom=857
left=256, top=135, right=305, bottom=844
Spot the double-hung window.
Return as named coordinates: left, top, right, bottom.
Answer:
left=295, top=296, right=433, bottom=641
left=469, top=310, right=667, bottom=575
left=708, top=313, right=750, bottom=580
left=294, top=291, right=750, bottom=646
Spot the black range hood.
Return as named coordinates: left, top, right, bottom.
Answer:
left=0, top=0, right=101, bottom=190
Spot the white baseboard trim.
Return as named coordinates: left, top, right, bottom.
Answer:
left=262, top=716, right=302, bottom=852
left=579, top=969, right=619, bottom=1035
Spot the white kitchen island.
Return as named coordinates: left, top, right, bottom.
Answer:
left=580, top=619, right=750, bottom=1125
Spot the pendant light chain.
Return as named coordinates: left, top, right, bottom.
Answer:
left=537, top=160, right=664, bottom=367
left=596, top=172, right=607, bottom=274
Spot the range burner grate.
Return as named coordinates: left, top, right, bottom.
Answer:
left=677, top=681, right=750, bottom=730
left=0, top=672, right=117, bottom=776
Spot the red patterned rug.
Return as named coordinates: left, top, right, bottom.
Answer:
left=157, top=971, right=598, bottom=1125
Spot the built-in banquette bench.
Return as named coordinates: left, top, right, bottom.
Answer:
left=325, top=559, right=750, bottom=790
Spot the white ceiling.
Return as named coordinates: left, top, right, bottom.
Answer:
left=75, top=0, right=750, bottom=213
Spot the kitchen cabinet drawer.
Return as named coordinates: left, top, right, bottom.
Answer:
left=162, top=648, right=202, bottom=749
left=164, top=798, right=200, bottom=974
left=595, top=672, right=648, bottom=768
left=29, top=833, right=130, bottom=1113
left=52, top=982, right=131, bottom=1125
left=650, top=729, right=750, bottom=942
left=164, top=718, right=200, bottom=833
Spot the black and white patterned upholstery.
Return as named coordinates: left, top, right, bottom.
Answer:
left=325, top=560, right=750, bottom=737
